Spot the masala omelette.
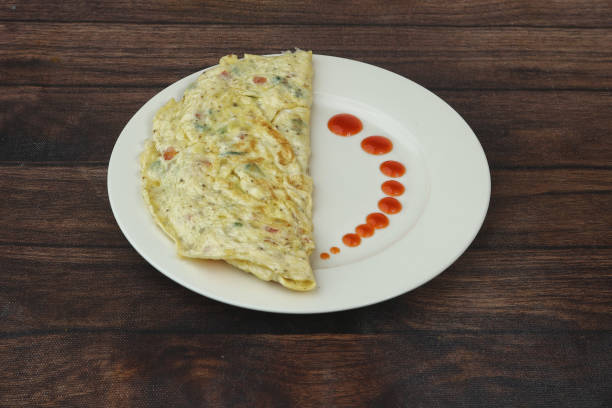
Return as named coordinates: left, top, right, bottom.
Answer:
left=140, top=50, right=316, bottom=291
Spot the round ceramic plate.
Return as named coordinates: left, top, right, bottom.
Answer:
left=108, top=54, right=490, bottom=313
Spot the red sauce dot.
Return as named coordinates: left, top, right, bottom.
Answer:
left=355, top=224, right=374, bottom=238
left=361, top=136, right=393, bottom=155
left=328, top=113, right=363, bottom=136
left=382, top=180, right=405, bottom=196
left=342, top=233, right=362, bottom=247
left=253, top=76, right=267, bottom=84
left=378, top=197, right=402, bottom=214
left=366, top=212, right=389, bottom=229
left=330, top=246, right=340, bottom=254
left=320, top=252, right=330, bottom=260
left=380, top=160, right=406, bottom=177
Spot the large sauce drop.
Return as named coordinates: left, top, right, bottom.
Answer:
left=328, top=113, right=363, bottom=136
left=355, top=224, right=374, bottom=238
left=378, top=197, right=402, bottom=214
left=342, top=233, right=362, bottom=247
left=361, top=136, right=393, bottom=155
left=366, top=212, right=389, bottom=229
left=380, top=160, right=405, bottom=177
left=382, top=180, right=405, bottom=196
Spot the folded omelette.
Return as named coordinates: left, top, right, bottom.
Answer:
left=140, top=50, right=315, bottom=291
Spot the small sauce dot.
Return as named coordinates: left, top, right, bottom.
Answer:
left=320, top=252, right=330, bottom=260
left=378, top=197, right=402, bottom=214
left=361, top=136, right=393, bottom=155
left=328, top=113, right=363, bottom=136
left=342, top=233, right=362, bottom=247
left=355, top=224, right=374, bottom=238
left=366, top=212, right=389, bottom=229
left=382, top=180, right=405, bottom=196
left=380, top=160, right=406, bottom=177
left=330, top=246, right=340, bottom=254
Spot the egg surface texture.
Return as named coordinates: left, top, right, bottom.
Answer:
left=140, top=50, right=315, bottom=291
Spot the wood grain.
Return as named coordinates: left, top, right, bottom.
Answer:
left=1, top=245, right=611, bottom=334
left=1, top=333, right=611, bottom=407
left=1, top=166, right=611, bottom=249
left=2, top=2, right=611, bottom=406
left=2, top=23, right=611, bottom=90
left=0, top=166, right=124, bottom=247
left=2, top=87, right=611, bottom=167
left=436, top=90, right=612, bottom=169
left=1, top=0, right=610, bottom=27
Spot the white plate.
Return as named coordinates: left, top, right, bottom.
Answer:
left=108, top=54, right=490, bottom=313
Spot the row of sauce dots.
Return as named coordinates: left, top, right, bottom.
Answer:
left=321, top=114, right=406, bottom=260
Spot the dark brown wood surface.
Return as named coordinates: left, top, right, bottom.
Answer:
left=1, top=1, right=611, bottom=406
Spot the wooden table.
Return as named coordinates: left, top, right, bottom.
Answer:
left=2, top=1, right=611, bottom=406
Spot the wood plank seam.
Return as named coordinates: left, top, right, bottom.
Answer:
left=2, top=329, right=612, bottom=339
left=1, top=19, right=612, bottom=29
